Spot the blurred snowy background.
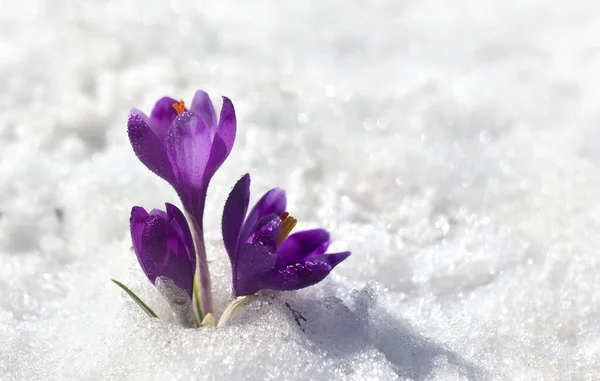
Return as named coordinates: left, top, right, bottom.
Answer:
left=1, top=0, right=600, bottom=380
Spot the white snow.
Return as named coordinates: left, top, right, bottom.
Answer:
left=1, top=0, right=600, bottom=379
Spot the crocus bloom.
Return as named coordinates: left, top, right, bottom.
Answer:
left=222, top=174, right=351, bottom=296
left=130, top=203, right=196, bottom=301
left=127, top=91, right=236, bottom=315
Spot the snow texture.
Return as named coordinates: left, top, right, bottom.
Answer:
left=1, top=0, right=599, bottom=380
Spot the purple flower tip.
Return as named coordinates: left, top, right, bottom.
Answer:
left=130, top=203, right=196, bottom=299
left=127, top=90, right=237, bottom=216
left=222, top=174, right=351, bottom=296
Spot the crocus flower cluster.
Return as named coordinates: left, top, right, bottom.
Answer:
left=223, top=174, right=351, bottom=297
left=116, top=90, right=350, bottom=327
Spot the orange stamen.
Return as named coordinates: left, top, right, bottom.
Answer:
left=278, top=212, right=297, bottom=245
left=172, top=99, right=185, bottom=115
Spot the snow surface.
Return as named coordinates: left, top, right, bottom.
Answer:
left=1, top=0, right=600, bottom=380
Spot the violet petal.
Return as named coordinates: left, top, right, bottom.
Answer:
left=202, top=136, right=228, bottom=184
left=233, top=244, right=274, bottom=296
left=260, top=260, right=334, bottom=291
left=139, top=214, right=169, bottom=284
left=149, top=96, right=180, bottom=141
left=130, top=206, right=149, bottom=260
left=222, top=174, right=250, bottom=262
left=275, top=229, right=331, bottom=267
left=190, top=90, right=217, bottom=130
left=127, top=112, right=176, bottom=184
left=238, top=188, right=286, bottom=248
left=234, top=214, right=281, bottom=295
left=165, top=111, right=212, bottom=188
left=148, top=208, right=168, bottom=219
left=253, top=251, right=350, bottom=293
left=201, top=97, right=237, bottom=184
left=165, top=202, right=196, bottom=268
left=316, top=251, right=351, bottom=268
left=215, top=96, right=236, bottom=156
left=131, top=205, right=196, bottom=299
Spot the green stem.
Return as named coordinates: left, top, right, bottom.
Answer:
left=190, top=221, right=213, bottom=316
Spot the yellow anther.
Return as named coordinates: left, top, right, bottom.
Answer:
left=172, top=99, right=185, bottom=115
left=279, top=212, right=297, bottom=245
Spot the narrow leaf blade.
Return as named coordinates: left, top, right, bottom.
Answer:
left=111, top=279, right=158, bottom=318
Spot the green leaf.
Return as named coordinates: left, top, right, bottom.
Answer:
left=111, top=279, right=158, bottom=318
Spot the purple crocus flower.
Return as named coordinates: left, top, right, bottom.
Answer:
left=222, top=174, right=351, bottom=297
left=127, top=91, right=236, bottom=315
left=130, top=203, right=195, bottom=300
